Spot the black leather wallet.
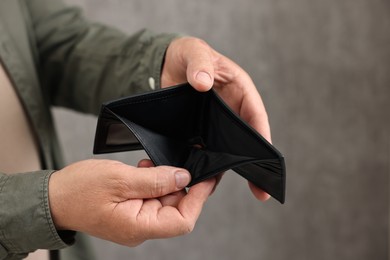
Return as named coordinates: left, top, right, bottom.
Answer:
left=93, top=83, right=286, bottom=203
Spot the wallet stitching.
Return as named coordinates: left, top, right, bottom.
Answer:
left=109, top=89, right=190, bottom=108
left=197, top=158, right=261, bottom=180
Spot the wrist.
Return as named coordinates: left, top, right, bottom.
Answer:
left=48, top=171, right=70, bottom=230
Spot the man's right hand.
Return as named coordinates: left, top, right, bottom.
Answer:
left=48, top=159, right=215, bottom=246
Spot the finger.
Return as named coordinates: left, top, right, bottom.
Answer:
left=210, top=172, right=224, bottom=195
left=177, top=178, right=216, bottom=221
left=146, top=178, right=216, bottom=239
left=183, top=39, right=215, bottom=91
left=248, top=182, right=271, bottom=201
left=123, top=166, right=191, bottom=199
left=158, top=190, right=187, bottom=207
left=221, top=71, right=271, bottom=143
left=240, top=86, right=272, bottom=143
left=137, top=159, right=155, bottom=168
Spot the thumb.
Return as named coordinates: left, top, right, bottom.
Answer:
left=126, top=166, right=191, bottom=199
left=184, top=39, right=215, bottom=91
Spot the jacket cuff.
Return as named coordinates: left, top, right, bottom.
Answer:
left=122, top=31, right=181, bottom=95
left=0, top=171, right=75, bottom=255
left=143, top=33, right=182, bottom=90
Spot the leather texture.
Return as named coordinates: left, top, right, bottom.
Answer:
left=93, top=83, right=286, bottom=203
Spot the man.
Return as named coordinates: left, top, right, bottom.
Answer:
left=0, top=0, right=271, bottom=259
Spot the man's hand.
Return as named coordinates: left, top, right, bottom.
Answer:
left=161, top=37, right=271, bottom=201
left=48, top=159, right=216, bottom=246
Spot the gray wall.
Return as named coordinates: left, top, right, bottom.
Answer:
left=57, top=0, right=390, bottom=259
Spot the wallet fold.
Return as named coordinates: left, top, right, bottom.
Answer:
left=93, top=83, right=286, bottom=203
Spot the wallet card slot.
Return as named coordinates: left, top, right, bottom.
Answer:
left=93, top=108, right=143, bottom=154
left=105, top=123, right=139, bottom=146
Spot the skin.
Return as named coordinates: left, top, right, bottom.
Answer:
left=48, top=36, right=270, bottom=246
left=49, top=159, right=216, bottom=246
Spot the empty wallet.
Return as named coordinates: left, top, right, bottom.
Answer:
left=93, top=83, right=286, bottom=203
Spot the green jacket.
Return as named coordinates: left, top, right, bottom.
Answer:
left=0, top=0, right=177, bottom=259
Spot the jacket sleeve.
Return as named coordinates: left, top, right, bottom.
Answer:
left=0, top=171, right=75, bottom=259
left=24, top=0, right=179, bottom=115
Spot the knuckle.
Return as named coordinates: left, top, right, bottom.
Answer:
left=185, top=223, right=195, bottom=234
left=190, top=37, right=209, bottom=48
left=126, top=239, right=145, bottom=247
left=180, top=220, right=195, bottom=235
left=187, top=227, right=194, bottom=234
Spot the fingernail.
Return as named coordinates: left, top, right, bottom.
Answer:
left=175, top=171, right=191, bottom=189
left=196, top=71, right=212, bottom=87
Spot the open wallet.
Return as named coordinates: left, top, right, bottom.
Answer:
left=93, top=83, right=286, bottom=203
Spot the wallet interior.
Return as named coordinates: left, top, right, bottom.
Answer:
left=94, top=83, right=286, bottom=203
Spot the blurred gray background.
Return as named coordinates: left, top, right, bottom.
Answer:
left=57, top=0, right=390, bottom=259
